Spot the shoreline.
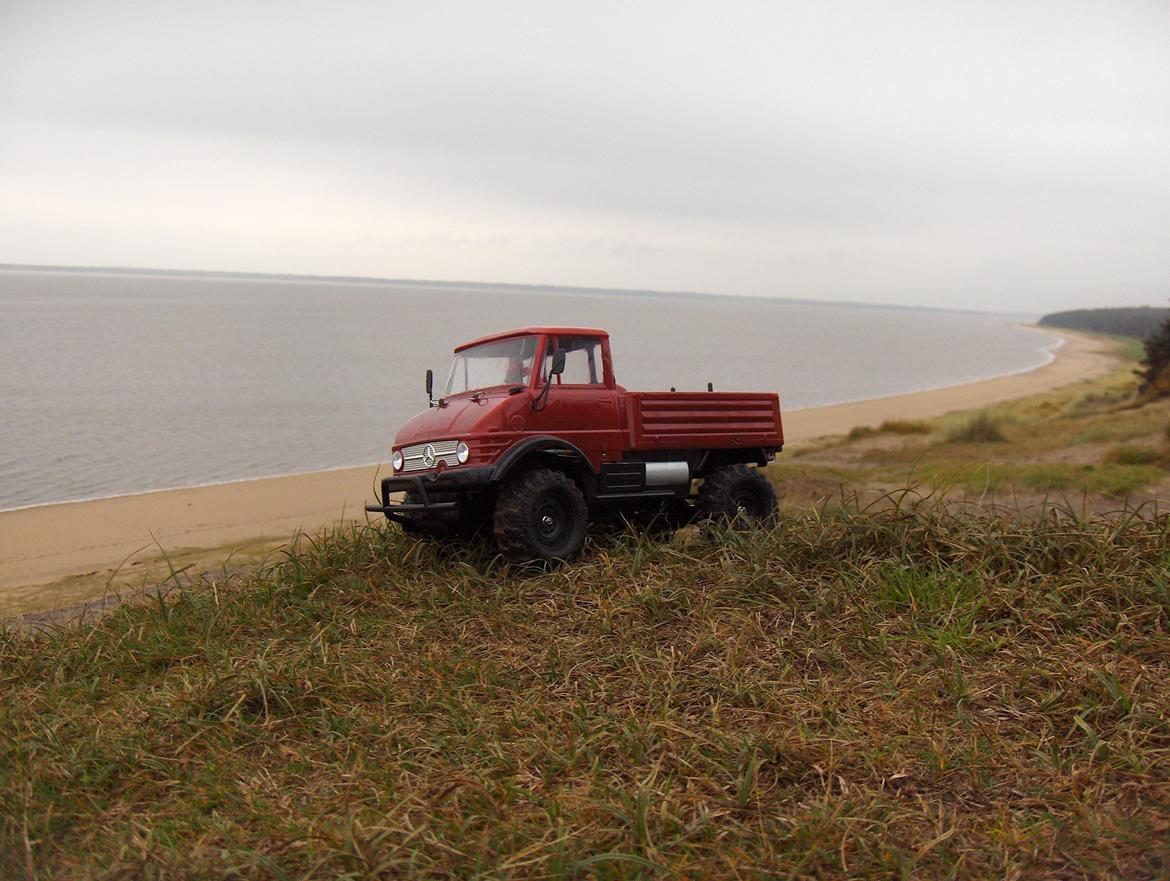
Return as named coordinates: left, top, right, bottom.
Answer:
left=0, top=326, right=1063, bottom=517
left=0, top=328, right=1118, bottom=615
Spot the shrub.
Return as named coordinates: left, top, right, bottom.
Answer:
left=946, top=411, right=1007, bottom=443
left=847, top=425, right=877, bottom=441
left=1138, top=308, right=1170, bottom=397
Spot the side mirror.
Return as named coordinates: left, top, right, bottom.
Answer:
left=425, top=368, right=434, bottom=406
left=550, top=349, right=567, bottom=376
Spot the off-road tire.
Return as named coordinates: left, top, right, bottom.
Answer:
left=493, top=469, right=587, bottom=562
left=697, top=465, right=777, bottom=527
left=398, top=490, right=446, bottom=537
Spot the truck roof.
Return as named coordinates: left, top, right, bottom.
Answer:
left=454, top=326, right=609, bottom=352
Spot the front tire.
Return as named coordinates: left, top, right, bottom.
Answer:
left=697, top=465, right=777, bottom=526
left=399, top=490, right=442, bottom=537
left=493, top=469, right=587, bottom=562
left=399, top=491, right=490, bottom=541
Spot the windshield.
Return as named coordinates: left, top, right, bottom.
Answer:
left=445, top=335, right=539, bottom=395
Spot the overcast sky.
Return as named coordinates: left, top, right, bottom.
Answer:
left=1, top=1, right=1168, bottom=312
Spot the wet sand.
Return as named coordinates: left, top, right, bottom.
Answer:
left=0, top=328, right=1116, bottom=615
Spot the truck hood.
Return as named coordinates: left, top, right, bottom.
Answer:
left=393, top=390, right=527, bottom=448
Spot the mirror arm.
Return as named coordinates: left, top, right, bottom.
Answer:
left=531, top=348, right=566, bottom=412
left=532, top=376, right=553, bottom=412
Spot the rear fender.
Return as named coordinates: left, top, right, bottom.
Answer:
left=695, top=447, right=777, bottom=476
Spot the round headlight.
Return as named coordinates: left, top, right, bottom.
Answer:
left=456, top=441, right=470, bottom=464
left=392, top=450, right=404, bottom=472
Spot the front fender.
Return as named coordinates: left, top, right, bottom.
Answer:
left=493, top=435, right=595, bottom=480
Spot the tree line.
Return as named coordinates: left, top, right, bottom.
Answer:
left=1039, top=306, right=1170, bottom=398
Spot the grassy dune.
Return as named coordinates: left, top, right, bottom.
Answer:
left=3, top=504, right=1169, bottom=879
left=4, top=335, right=1170, bottom=878
left=783, top=337, right=1170, bottom=508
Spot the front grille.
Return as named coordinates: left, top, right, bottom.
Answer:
left=400, top=439, right=460, bottom=473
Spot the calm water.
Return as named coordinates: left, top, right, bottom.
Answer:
left=0, top=269, right=1059, bottom=511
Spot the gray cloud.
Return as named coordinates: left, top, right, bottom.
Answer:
left=2, top=0, right=1168, bottom=311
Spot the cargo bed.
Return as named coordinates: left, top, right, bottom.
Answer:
left=625, top=392, right=783, bottom=451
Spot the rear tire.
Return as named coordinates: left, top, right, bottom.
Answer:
left=697, top=465, right=777, bottom=526
left=494, top=469, right=587, bottom=562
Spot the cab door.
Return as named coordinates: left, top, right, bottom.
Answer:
left=525, top=335, right=623, bottom=469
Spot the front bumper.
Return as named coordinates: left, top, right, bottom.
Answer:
left=364, top=465, right=495, bottom=521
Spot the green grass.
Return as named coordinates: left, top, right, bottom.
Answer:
left=1072, top=406, right=1170, bottom=444
left=1116, top=334, right=1148, bottom=363
left=918, top=461, right=1165, bottom=496
left=3, top=506, right=1170, bottom=879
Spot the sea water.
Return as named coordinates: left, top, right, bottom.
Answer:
left=0, top=269, right=1059, bottom=510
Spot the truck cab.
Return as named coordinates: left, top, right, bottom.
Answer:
left=368, top=327, right=783, bottom=561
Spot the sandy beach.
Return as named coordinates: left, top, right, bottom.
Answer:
left=0, top=328, right=1117, bottom=616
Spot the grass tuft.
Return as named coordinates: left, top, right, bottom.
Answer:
left=878, top=419, right=931, bottom=435
left=1105, top=445, right=1168, bottom=467
left=848, top=420, right=932, bottom=442
left=946, top=410, right=1008, bottom=443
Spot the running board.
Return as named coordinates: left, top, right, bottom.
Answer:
left=593, top=489, right=680, bottom=501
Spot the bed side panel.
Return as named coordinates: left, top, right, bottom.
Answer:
left=626, top=392, right=783, bottom=451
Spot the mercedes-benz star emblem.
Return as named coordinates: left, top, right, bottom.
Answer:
left=421, top=444, right=437, bottom=468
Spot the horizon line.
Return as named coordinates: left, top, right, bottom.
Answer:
left=0, top=260, right=1039, bottom=318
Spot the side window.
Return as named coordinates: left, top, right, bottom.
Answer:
left=543, top=336, right=602, bottom=385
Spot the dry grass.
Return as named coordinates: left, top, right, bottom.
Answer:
left=792, top=340, right=1170, bottom=508
left=3, top=500, right=1169, bottom=879
left=877, top=419, right=932, bottom=435
left=846, top=420, right=932, bottom=441
left=1104, top=445, right=1170, bottom=468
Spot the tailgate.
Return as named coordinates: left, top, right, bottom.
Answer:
left=627, top=392, right=783, bottom=450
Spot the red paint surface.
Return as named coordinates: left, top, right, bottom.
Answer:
left=394, top=329, right=783, bottom=471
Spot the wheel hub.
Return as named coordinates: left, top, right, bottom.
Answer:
left=535, top=499, right=565, bottom=541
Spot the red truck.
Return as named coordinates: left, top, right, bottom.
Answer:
left=366, top=327, right=783, bottom=560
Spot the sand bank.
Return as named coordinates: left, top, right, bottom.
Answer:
left=1, top=328, right=1117, bottom=615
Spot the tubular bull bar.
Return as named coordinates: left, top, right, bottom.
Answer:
left=364, top=466, right=495, bottom=522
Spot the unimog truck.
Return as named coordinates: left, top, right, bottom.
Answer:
left=366, top=326, right=783, bottom=560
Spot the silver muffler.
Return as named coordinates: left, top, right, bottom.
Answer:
left=644, top=461, right=690, bottom=487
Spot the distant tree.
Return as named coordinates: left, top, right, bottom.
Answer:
left=1139, top=307, right=1170, bottom=397
left=1039, top=306, right=1170, bottom=338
